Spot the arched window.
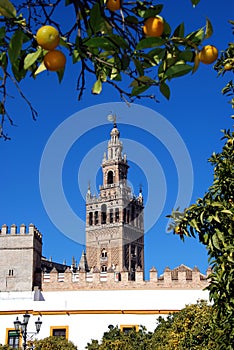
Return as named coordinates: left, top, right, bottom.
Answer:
left=115, top=208, right=119, bottom=222
left=101, top=265, right=107, bottom=272
left=89, top=212, right=93, bottom=225
left=109, top=209, right=113, bottom=223
left=123, top=208, right=126, bottom=223
left=107, top=171, right=114, bottom=184
left=101, top=249, right=107, bottom=258
left=94, top=211, right=98, bottom=225
left=101, top=204, right=107, bottom=224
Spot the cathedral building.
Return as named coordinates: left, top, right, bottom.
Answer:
left=0, top=122, right=210, bottom=349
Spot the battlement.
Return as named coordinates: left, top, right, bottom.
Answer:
left=41, top=264, right=211, bottom=291
left=0, top=223, right=42, bottom=241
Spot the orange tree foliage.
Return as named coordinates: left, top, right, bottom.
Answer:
left=86, top=300, right=218, bottom=350
left=168, top=123, right=234, bottom=350
left=0, top=0, right=220, bottom=139
left=34, top=336, right=78, bottom=350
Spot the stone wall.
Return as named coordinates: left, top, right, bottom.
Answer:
left=41, top=264, right=210, bottom=291
left=0, top=224, right=42, bottom=292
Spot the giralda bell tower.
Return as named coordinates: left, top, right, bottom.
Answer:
left=85, top=120, right=144, bottom=280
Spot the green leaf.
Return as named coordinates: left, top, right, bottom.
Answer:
left=165, top=63, right=192, bottom=78
left=24, top=49, right=42, bottom=70
left=110, top=67, right=120, bottom=80
left=0, top=26, right=5, bottom=40
left=0, top=52, right=8, bottom=69
left=139, top=5, right=163, bottom=19
left=160, top=81, right=170, bottom=99
left=221, top=209, right=233, bottom=215
left=108, top=35, right=129, bottom=49
left=121, top=54, right=130, bottom=70
left=0, top=0, right=16, bottom=18
left=179, top=50, right=194, bottom=62
left=131, top=84, right=150, bottom=96
left=163, top=21, right=171, bottom=36
left=125, top=16, right=138, bottom=25
left=130, top=76, right=154, bottom=96
left=173, top=23, right=184, bottom=38
left=192, top=52, right=200, bottom=73
left=136, top=37, right=165, bottom=50
left=168, top=62, right=186, bottom=77
left=72, top=49, right=81, bottom=63
left=132, top=58, right=144, bottom=76
left=56, top=67, right=65, bottom=83
left=92, top=79, right=102, bottom=94
left=212, top=234, right=221, bottom=251
left=190, top=0, right=200, bottom=6
left=85, top=37, right=116, bottom=50
left=205, top=17, right=213, bottom=39
left=34, top=61, right=46, bottom=76
left=8, top=29, right=25, bottom=65
left=186, top=28, right=204, bottom=44
left=89, top=3, right=111, bottom=34
left=11, top=57, right=27, bottom=82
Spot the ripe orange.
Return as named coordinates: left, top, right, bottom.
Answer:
left=143, top=17, right=164, bottom=37
left=36, top=25, right=60, bottom=50
left=43, top=50, right=66, bottom=71
left=198, top=45, right=218, bottom=64
left=174, top=226, right=183, bottom=235
left=106, top=0, right=121, bottom=11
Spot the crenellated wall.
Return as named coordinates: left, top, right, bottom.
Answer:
left=0, top=224, right=42, bottom=292
left=41, top=264, right=210, bottom=291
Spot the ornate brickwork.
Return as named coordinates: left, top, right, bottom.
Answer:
left=41, top=264, right=210, bottom=291
left=85, top=123, right=144, bottom=280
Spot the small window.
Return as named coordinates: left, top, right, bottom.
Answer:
left=115, top=208, right=119, bottom=222
left=8, top=269, right=14, bottom=276
left=94, top=211, right=98, bottom=225
left=101, top=249, right=107, bottom=258
left=120, top=325, right=139, bottom=334
left=50, top=326, right=69, bottom=339
left=7, top=329, right=20, bottom=349
left=101, top=265, right=107, bottom=272
left=109, top=209, right=113, bottom=223
left=123, top=208, right=126, bottom=223
left=89, top=212, right=93, bottom=226
left=107, top=171, right=114, bottom=184
left=101, top=204, right=107, bottom=224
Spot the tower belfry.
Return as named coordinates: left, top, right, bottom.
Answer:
left=85, top=121, right=144, bottom=280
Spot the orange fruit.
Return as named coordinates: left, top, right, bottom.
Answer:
left=44, top=50, right=66, bottom=71
left=106, top=0, right=121, bottom=11
left=36, top=25, right=60, bottom=50
left=198, top=45, right=218, bottom=64
left=143, top=17, right=164, bottom=37
left=174, top=226, right=183, bottom=235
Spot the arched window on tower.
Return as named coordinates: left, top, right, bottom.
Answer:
left=131, top=205, right=135, bottom=223
left=123, top=208, right=126, bottom=224
left=109, top=209, right=113, bottom=223
left=107, top=171, right=114, bottom=184
left=101, top=265, right=107, bottom=272
left=101, top=249, right=107, bottom=259
left=115, top=208, right=119, bottom=222
left=101, top=204, right=107, bottom=224
left=89, top=212, right=93, bottom=226
left=94, top=211, right=98, bottom=225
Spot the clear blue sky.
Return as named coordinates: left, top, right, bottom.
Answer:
left=1, top=0, right=233, bottom=277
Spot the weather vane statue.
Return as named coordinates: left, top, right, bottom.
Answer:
left=107, top=112, right=117, bottom=127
